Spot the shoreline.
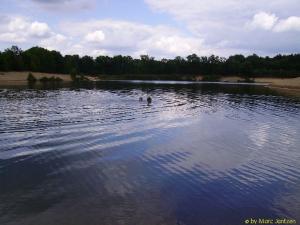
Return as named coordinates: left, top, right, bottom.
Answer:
left=0, top=71, right=72, bottom=83
left=1, top=71, right=300, bottom=91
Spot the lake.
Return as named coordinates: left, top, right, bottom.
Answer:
left=0, top=81, right=300, bottom=225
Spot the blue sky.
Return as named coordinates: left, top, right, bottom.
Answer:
left=0, top=0, right=300, bottom=58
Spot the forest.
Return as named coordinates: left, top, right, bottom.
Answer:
left=1, top=46, right=300, bottom=79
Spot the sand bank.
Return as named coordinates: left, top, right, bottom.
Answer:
left=1, top=72, right=300, bottom=91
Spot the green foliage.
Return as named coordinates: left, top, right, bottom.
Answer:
left=201, top=75, right=221, bottom=82
left=70, top=69, right=89, bottom=83
left=0, top=46, right=24, bottom=71
left=70, top=68, right=77, bottom=81
left=69, top=68, right=89, bottom=83
left=1, top=45, right=300, bottom=80
left=39, top=76, right=63, bottom=83
left=27, top=73, right=37, bottom=83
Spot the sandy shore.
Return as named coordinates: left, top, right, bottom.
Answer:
left=0, top=72, right=102, bottom=86
left=219, top=76, right=300, bottom=89
left=255, top=77, right=300, bottom=89
left=0, top=71, right=72, bottom=85
left=1, top=71, right=300, bottom=91
left=220, top=76, right=300, bottom=96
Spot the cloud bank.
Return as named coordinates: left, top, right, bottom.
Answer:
left=145, top=0, right=300, bottom=55
left=0, top=0, right=299, bottom=58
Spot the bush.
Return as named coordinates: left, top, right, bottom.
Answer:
left=49, top=76, right=63, bottom=82
left=238, top=77, right=255, bottom=83
left=54, top=77, right=63, bottom=82
left=39, top=76, right=63, bottom=83
left=70, top=68, right=77, bottom=81
left=244, top=77, right=255, bottom=83
left=70, top=72, right=90, bottom=83
left=27, top=73, right=37, bottom=83
left=39, top=77, right=49, bottom=83
left=201, top=75, right=221, bottom=82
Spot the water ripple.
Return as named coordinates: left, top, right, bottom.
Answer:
left=0, top=82, right=300, bottom=225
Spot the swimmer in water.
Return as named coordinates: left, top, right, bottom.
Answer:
left=147, top=96, right=152, bottom=105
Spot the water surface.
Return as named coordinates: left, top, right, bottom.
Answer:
left=0, top=82, right=300, bottom=225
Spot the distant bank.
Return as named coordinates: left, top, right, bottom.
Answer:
left=0, top=71, right=96, bottom=85
left=1, top=71, right=300, bottom=92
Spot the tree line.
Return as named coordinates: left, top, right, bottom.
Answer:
left=1, top=46, right=300, bottom=79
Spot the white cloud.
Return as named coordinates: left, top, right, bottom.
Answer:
left=145, top=0, right=300, bottom=22
left=29, top=21, right=51, bottom=37
left=84, top=30, right=105, bottom=43
left=274, top=16, right=300, bottom=32
left=0, top=15, right=67, bottom=51
left=247, top=13, right=300, bottom=33
left=91, top=49, right=109, bottom=57
left=0, top=16, right=52, bottom=40
left=138, top=35, right=206, bottom=57
left=145, top=0, right=300, bottom=55
left=248, top=12, right=278, bottom=30
left=60, top=19, right=220, bottom=58
left=64, top=44, right=85, bottom=55
left=27, top=0, right=95, bottom=11
left=8, top=17, right=29, bottom=31
left=62, top=19, right=155, bottom=48
left=1, top=0, right=300, bottom=57
left=40, top=33, right=67, bottom=50
left=0, top=32, right=26, bottom=43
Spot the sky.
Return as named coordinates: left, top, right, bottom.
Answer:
left=0, top=0, right=300, bottom=58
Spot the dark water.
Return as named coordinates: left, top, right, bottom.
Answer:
left=0, top=82, right=300, bottom=225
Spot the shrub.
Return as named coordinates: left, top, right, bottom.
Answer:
left=244, top=77, right=255, bottom=83
left=70, top=68, right=77, bottom=81
left=54, top=77, right=63, bottom=82
left=201, top=75, right=221, bottom=82
left=27, top=73, right=37, bottom=83
left=39, top=76, right=63, bottom=83
left=238, top=77, right=255, bottom=83
left=39, top=77, right=50, bottom=83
